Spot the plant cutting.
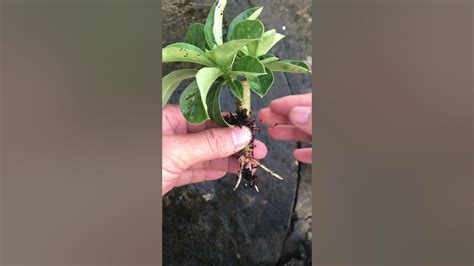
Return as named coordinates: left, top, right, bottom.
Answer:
left=162, top=0, right=311, bottom=192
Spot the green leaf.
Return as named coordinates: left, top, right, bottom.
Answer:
left=248, top=67, right=274, bottom=98
left=213, top=0, right=227, bottom=46
left=206, top=20, right=263, bottom=68
left=196, top=67, right=223, bottom=112
left=259, top=54, right=279, bottom=64
left=247, top=30, right=285, bottom=57
left=162, top=43, right=215, bottom=66
left=204, top=3, right=217, bottom=49
left=162, top=69, right=198, bottom=108
left=227, top=79, right=244, bottom=100
left=207, top=39, right=258, bottom=67
left=266, top=60, right=311, bottom=73
left=207, top=80, right=232, bottom=127
left=257, top=30, right=285, bottom=56
left=231, top=20, right=264, bottom=41
left=227, top=6, right=263, bottom=41
left=231, top=55, right=266, bottom=76
left=179, top=81, right=209, bottom=124
left=184, top=23, right=207, bottom=51
left=240, top=46, right=250, bottom=55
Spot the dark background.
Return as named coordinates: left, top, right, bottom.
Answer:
left=162, top=0, right=313, bottom=265
left=314, top=1, right=472, bottom=265
left=1, top=2, right=162, bottom=265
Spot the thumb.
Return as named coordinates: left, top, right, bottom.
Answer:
left=289, top=106, right=312, bottom=136
left=171, top=126, right=252, bottom=168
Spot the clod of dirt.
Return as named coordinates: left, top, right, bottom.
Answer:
left=224, top=108, right=260, bottom=190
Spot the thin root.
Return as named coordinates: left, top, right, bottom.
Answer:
left=255, top=161, right=284, bottom=180
left=233, top=163, right=243, bottom=191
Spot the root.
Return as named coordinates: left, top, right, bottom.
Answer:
left=255, top=161, right=283, bottom=180
left=233, top=162, right=243, bottom=191
left=226, top=108, right=284, bottom=192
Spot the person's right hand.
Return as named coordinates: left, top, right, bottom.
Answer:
left=258, top=93, right=312, bottom=164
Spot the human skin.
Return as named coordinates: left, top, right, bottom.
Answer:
left=258, top=93, right=312, bottom=164
left=162, top=105, right=268, bottom=195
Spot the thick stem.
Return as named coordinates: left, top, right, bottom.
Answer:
left=241, top=80, right=251, bottom=116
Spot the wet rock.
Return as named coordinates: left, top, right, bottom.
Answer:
left=278, top=162, right=312, bottom=265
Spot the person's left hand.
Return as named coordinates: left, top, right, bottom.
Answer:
left=162, top=105, right=267, bottom=195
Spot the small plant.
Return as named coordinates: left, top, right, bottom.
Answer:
left=162, top=0, right=311, bottom=192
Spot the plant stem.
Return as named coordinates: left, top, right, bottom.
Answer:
left=234, top=79, right=283, bottom=191
left=241, top=80, right=251, bottom=116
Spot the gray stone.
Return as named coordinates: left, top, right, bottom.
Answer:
left=163, top=1, right=312, bottom=264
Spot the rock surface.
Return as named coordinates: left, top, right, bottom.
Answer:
left=163, top=1, right=312, bottom=265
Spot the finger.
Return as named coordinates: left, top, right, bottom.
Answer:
left=186, top=120, right=220, bottom=133
left=163, top=104, right=188, bottom=135
left=189, top=157, right=240, bottom=173
left=252, top=140, right=268, bottom=159
left=270, top=93, right=312, bottom=116
left=257, top=107, right=291, bottom=126
left=186, top=111, right=233, bottom=133
left=165, top=126, right=252, bottom=169
left=294, top=148, right=312, bottom=164
left=288, top=106, right=312, bottom=135
left=268, top=125, right=312, bottom=142
left=174, top=170, right=227, bottom=187
left=188, top=139, right=268, bottom=172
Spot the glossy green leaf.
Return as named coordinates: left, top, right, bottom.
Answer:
left=206, top=20, right=263, bottom=67
left=231, top=55, right=266, bottom=76
left=266, top=60, right=311, bottom=73
left=231, top=20, right=264, bottom=41
left=227, top=79, right=244, bottom=100
left=257, top=30, right=285, bottom=56
left=247, top=30, right=285, bottom=56
left=196, top=67, right=223, bottom=112
left=207, top=39, right=258, bottom=67
left=207, top=80, right=232, bottom=127
left=184, top=23, right=207, bottom=50
left=204, top=3, right=217, bottom=49
left=162, top=69, right=198, bottom=108
left=213, top=0, right=227, bottom=46
left=179, top=81, right=209, bottom=124
left=240, top=46, right=250, bottom=55
left=258, top=54, right=279, bottom=64
left=227, top=6, right=263, bottom=41
left=248, top=67, right=274, bottom=98
left=162, top=43, right=215, bottom=66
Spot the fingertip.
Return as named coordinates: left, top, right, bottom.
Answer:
left=293, top=148, right=312, bottom=164
left=267, top=126, right=278, bottom=139
left=269, top=98, right=280, bottom=112
left=230, top=126, right=252, bottom=150
left=253, top=140, right=268, bottom=159
left=257, top=107, right=271, bottom=124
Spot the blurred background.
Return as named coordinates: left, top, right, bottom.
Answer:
left=162, top=0, right=313, bottom=265
left=1, top=2, right=161, bottom=265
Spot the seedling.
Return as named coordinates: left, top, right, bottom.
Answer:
left=162, top=0, right=311, bottom=192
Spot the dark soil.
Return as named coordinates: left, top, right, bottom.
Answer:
left=224, top=108, right=260, bottom=190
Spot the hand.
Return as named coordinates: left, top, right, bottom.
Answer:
left=162, top=105, right=267, bottom=195
left=258, top=93, right=312, bottom=164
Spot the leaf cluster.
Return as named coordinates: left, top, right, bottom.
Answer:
left=162, top=0, right=311, bottom=126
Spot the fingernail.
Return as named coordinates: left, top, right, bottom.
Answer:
left=290, top=106, right=311, bottom=125
left=231, top=126, right=252, bottom=150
